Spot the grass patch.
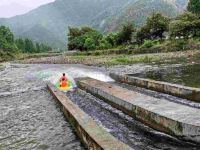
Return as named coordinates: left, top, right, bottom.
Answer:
left=0, top=50, right=15, bottom=62
left=72, top=38, right=200, bottom=57
left=64, top=50, right=200, bottom=66
left=16, top=52, right=61, bottom=60
left=105, top=55, right=161, bottom=65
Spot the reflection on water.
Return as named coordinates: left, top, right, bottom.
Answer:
left=134, top=64, right=200, bottom=88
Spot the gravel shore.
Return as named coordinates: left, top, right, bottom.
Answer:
left=19, top=54, right=158, bottom=74
left=19, top=50, right=200, bottom=76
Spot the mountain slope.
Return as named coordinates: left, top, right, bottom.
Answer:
left=0, top=0, right=188, bottom=49
left=96, top=0, right=188, bottom=32
left=0, top=0, right=133, bottom=49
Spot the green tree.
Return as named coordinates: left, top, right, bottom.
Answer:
left=188, top=0, right=200, bottom=14
left=98, top=37, right=112, bottom=50
left=169, top=12, right=200, bottom=38
left=136, top=27, right=151, bottom=44
left=104, top=32, right=119, bottom=46
left=67, top=26, right=102, bottom=51
left=85, top=30, right=102, bottom=46
left=16, top=38, right=52, bottom=53
left=40, top=43, right=51, bottom=52
left=136, top=13, right=169, bottom=44
left=0, top=26, right=16, bottom=51
left=80, top=26, right=94, bottom=34
left=15, top=38, right=25, bottom=52
left=117, top=22, right=135, bottom=45
left=69, top=36, right=86, bottom=50
left=24, top=39, right=36, bottom=53
left=68, top=27, right=81, bottom=40
left=83, top=38, right=96, bottom=50
left=35, top=43, right=41, bottom=53
left=146, top=13, right=169, bottom=40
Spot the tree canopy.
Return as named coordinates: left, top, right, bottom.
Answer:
left=169, top=12, right=200, bottom=38
left=0, top=25, right=52, bottom=53
left=0, top=26, right=17, bottom=51
left=67, top=11, right=200, bottom=52
left=136, top=13, right=169, bottom=43
left=117, top=22, right=135, bottom=45
left=68, top=26, right=103, bottom=51
left=188, top=0, right=200, bottom=14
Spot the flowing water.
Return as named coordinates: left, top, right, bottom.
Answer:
left=66, top=90, right=199, bottom=150
left=0, top=63, right=199, bottom=150
left=0, top=64, right=112, bottom=150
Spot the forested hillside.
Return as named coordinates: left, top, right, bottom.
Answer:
left=0, top=0, right=188, bottom=49
left=0, top=26, right=52, bottom=61
left=103, top=0, right=188, bottom=31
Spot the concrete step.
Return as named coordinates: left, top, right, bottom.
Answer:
left=76, top=77, right=200, bottom=144
left=110, top=73, right=200, bottom=102
left=47, top=82, right=133, bottom=150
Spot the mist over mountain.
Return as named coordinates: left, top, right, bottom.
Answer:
left=0, top=0, right=188, bottom=49
left=0, top=3, right=31, bottom=18
left=99, top=0, right=189, bottom=32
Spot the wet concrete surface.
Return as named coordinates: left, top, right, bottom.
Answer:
left=66, top=89, right=200, bottom=150
left=76, top=78, right=200, bottom=144
left=113, top=82, right=200, bottom=109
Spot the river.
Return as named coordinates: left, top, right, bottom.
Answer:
left=0, top=63, right=199, bottom=150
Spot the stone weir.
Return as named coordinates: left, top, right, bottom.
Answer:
left=76, top=78, right=200, bottom=144
left=47, top=83, right=133, bottom=150
left=110, top=73, right=200, bottom=102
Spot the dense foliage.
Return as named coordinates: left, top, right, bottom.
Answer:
left=0, top=26, right=17, bottom=51
left=68, top=26, right=103, bottom=51
left=136, top=13, right=169, bottom=43
left=68, top=2, right=200, bottom=53
left=117, top=22, right=135, bottom=44
left=0, top=25, right=52, bottom=55
left=188, top=0, right=200, bottom=14
left=169, top=13, right=200, bottom=38
left=68, top=23, right=135, bottom=51
left=15, top=38, right=52, bottom=53
left=68, top=13, right=171, bottom=51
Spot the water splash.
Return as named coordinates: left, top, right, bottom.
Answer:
left=32, top=65, right=113, bottom=87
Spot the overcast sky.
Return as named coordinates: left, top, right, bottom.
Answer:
left=0, top=0, right=55, bottom=18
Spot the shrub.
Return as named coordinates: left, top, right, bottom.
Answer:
left=98, top=38, right=112, bottom=50
left=114, top=56, right=132, bottom=63
left=140, top=40, right=154, bottom=48
left=162, top=39, right=188, bottom=52
left=94, top=51, right=101, bottom=56
left=83, top=38, right=96, bottom=50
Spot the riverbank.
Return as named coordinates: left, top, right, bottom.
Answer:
left=21, top=50, right=200, bottom=66
left=19, top=50, right=200, bottom=88
left=0, top=64, right=4, bottom=70
left=0, top=52, right=62, bottom=64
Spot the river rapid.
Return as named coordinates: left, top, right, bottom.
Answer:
left=0, top=63, right=112, bottom=150
left=0, top=63, right=199, bottom=150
